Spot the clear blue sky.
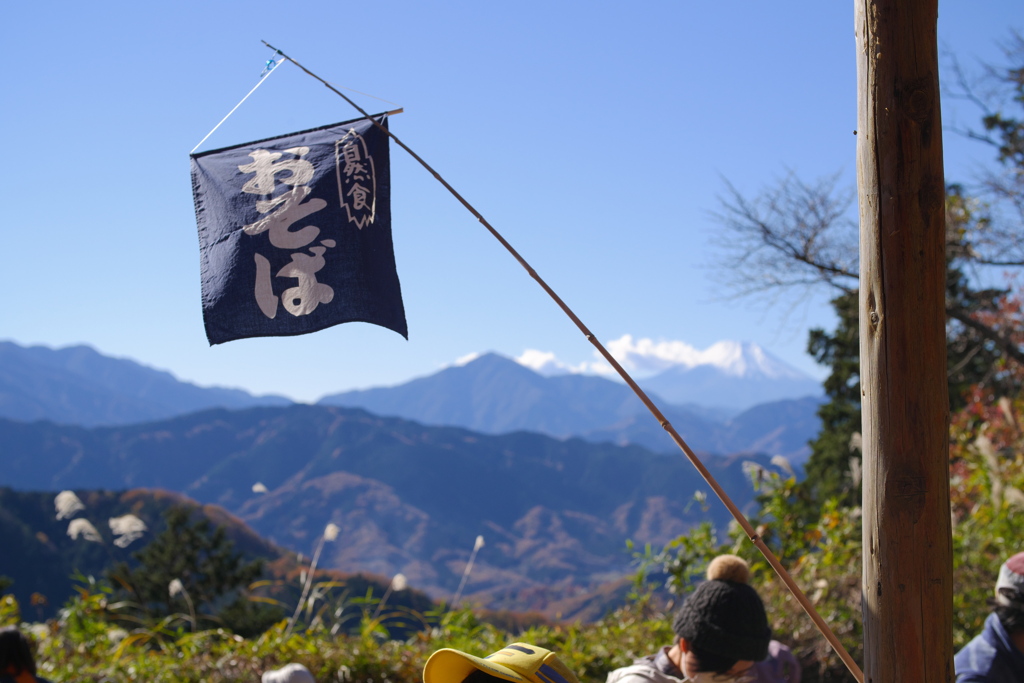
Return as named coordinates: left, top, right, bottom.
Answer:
left=3, top=2, right=1018, bottom=402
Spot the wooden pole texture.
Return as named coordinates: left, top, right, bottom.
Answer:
left=855, top=1, right=954, bottom=681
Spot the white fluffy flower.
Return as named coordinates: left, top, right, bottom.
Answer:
left=391, top=573, right=408, bottom=592
left=474, top=535, right=485, bottom=551
left=109, top=514, right=147, bottom=548
left=67, top=518, right=102, bottom=543
left=770, top=455, right=796, bottom=477
left=262, top=663, right=315, bottom=683
left=742, top=460, right=767, bottom=481
left=54, top=491, right=85, bottom=520
left=168, top=578, right=184, bottom=598
left=849, top=431, right=863, bottom=453
left=252, top=482, right=269, bottom=494
left=323, top=523, right=340, bottom=542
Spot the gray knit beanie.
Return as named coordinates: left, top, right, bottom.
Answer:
left=671, top=555, right=771, bottom=662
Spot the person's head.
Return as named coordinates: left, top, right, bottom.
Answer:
left=995, top=551, right=1024, bottom=634
left=423, top=643, right=579, bottom=683
left=0, top=626, right=37, bottom=676
left=671, top=555, right=771, bottom=678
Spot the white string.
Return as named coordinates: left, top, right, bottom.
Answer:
left=190, top=59, right=286, bottom=155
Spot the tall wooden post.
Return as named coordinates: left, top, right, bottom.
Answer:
left=856, top=1, right=953, bottom=681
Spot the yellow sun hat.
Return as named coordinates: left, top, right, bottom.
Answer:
left=423, top=643, right=580, bottom=683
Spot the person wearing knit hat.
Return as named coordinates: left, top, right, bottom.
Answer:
left=954, top=551, right=1024, bottom=682
left=606, top=555, right=799, bottom=683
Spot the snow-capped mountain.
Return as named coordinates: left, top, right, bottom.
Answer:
left=640, top=341, right=821, bottom=410
left=515, top=338, right=822, bottom=411
left=671, top=340, right=811, bottom=379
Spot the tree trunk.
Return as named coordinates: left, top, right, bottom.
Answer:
left=856, top=0, right=953, bottom=681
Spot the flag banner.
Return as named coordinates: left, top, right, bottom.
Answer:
left=190, top=115, right=407, bottom=345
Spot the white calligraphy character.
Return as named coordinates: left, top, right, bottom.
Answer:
left=346, top=183, right=371, bottom=211
left=340, top=143, right=369, bottom=181
left=277, top=246, right=335, bottom=316
left=243, top=185, right=327, bottom=249
left=253, top=253, right=279, bottom=319
left=238, top=147, right=315, bottom=195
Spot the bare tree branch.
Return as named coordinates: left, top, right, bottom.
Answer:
left=943, top=31, right=1024, bottom=266
left=710, top=171, right=859, bottom=300
left=710, top=34, right=1024, bottom=381
left=946, top=306, right=1024, bottom=367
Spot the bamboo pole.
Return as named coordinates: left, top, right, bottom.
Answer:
left=262, top=41, right=864, bottom=681
left=855, top=2, right=954, bottom=681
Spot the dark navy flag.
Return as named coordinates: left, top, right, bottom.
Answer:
left=190, top=115, right=407, bottom=345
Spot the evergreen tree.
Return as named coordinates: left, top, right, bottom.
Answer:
left=800, top=251, right=1020, bottom=505
left=110, top=506, right=264, bottom=625
left=803, top=291, right=861, bottom=507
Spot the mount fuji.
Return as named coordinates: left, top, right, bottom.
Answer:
left=638, top=341, right=822, bottom=410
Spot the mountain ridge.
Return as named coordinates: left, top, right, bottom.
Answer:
left=0, top=341, right=292, bottom=427
left=319, top=352, right=650, bottom=437
left=0, top=405, right=786, bottom=612
left=320, top=352, right=822, bottom=461
left=0, top=341, right=823, bottom=464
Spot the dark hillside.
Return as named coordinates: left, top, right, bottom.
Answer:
left=0, top=405, right=785, bottom=613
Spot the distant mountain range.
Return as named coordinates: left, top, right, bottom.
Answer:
left=0, top=405, right=788, bottom=614
left=0, top=341, right=291, bottom=427
left=0, top=339, right=823, bottom=615
left=321, top=352, right=648, bottom=437
left=319, top=352, right=823, bottom=462
left=0, top=341, right=823, bottom=461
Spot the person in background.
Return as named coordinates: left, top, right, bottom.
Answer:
left=0, top=627, right=53, bottom=683
left=955, top=551, right=1024, bottom=683
left=423, top=642, right=580, bottom=683
left=606, top=554, right=798, bottom=683
left=748, top=641, right=800, bottom=683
